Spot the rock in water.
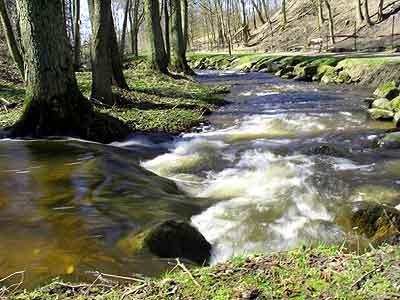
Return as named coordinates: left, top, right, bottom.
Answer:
left=379, top=131, right=400, bottom=148
left=373, top=81, right=400, bottom=100
left=146, top=220, right=211, bottom=264
left=372, top=98, right=391, bottom=109
left=368, top=108, right=394, bottom=120
left=351, top=202, right=400, bottom=244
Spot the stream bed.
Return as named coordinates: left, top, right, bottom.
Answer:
left=1, top=70, right=400, bottom=286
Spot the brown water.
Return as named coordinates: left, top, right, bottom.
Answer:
left=1, top=70, right=400, bottom=287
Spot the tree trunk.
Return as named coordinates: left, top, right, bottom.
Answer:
left=164, top=0, right=170, bottom=61
left=120, top=0, right=130, bottom=58
left=355, top=0, right=364, bottom=24
left=170, top=0, right=192, bottom=74
left=73, top=0, right=81, bottom=70
left=12, top=0, right=93, bottom=138
left=129, top=0, right=140, bottom=57
left=325, top=0, right=335, bottom=44
left=90, top=0, right=113, bottom=105
left=240, top=0, right=249, bottom=45
left=281, top=0, right=287, bottom=28
left=144, top=0, right=168, bottom=73
left=378, top=0, right=384, bottom=21
left=317, top=0, right=324, bottom=28
left=181, top=0, right=189, bottom=53
left=251, top=0, right=266, bottom=24
left=0, top=0, right=24, bottom=78
left=363, top=0, right=372, bottom=26
left=109, top=11, right=128, bottom=89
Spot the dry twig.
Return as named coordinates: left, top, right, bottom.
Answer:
left=175, top=258, right=201, bottom=288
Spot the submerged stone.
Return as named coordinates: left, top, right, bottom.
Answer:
left=373, top=81, right=400, bottom=100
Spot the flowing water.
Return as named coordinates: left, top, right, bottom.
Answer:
left=1, top=70, right=400, bottom=287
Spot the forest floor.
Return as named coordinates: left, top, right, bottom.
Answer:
left=0, top=58, right=228, bottom=136
left=7, top=245, right=400, bottom=299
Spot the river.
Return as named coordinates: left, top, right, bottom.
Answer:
left=0, top=70, right=399, bottom=286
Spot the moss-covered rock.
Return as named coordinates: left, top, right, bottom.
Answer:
left=368, top=108, right=394, bottom=120
left=351, top=201, right=400, bottom=244
left=394, top=111, right=400, bottom=127
left=117, top=220, right=212, bottom=264
left=336, top=70, right=351, bottom=84
left=389, top=96, right=400, bottom=112
left=373, top=81, right=400, bottom=100
left=379, top=131, right=400, bottom=148
left=320, top=66, right=338, bottom=84
left=372, top=98, right=391, bottom=109
left=146, top=220, right=211, bottom=264
left=293, top=63, right=318, bottom=81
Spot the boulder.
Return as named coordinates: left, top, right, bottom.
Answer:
left=336, top=70, right=351, bottom=84
left=379, top=131, right=400, bottom=148
left=394, top=111, right=400, bottom=127
left=373, top=81, right=400, bottom=100
left=146, top=220, right=211, bottom=264
left=389, top=96, right=400, bottom=112
left=350, top=202, right=400, bottom=244
left=368, top=108, right=394, bottom=120
left=293, top=63, right=318, bottom=81
left=320, top=66, right=338, bottom=84
left=118, top=220, right=212, bottom=264
left=372, top=98, right=391, bottom=109
left=305, top=143, right=350, bottom=157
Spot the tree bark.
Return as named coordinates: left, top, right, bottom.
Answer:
left=73, top=0, right=81, bottom=70
left=325, top=0, right=335, bottom=44
left=144, top=0, right=168, bottom=73
left=240, top=0, right=249, bottom=45
left=164, top=0, right=170, bottom=61
left=355, top=0, right=364, bottom=24
left=363, top=0, right=372, bottom=26
left=281, top=0, right=287, bottom=28
left=0, top=0, right=24, bottom=78
left=12, top=0, right=93, bottom=138
left=170, top=0, right=192, bottom=74
left=120, top=0, right=130, bottom=58
left=251, top=0, right=266, bottom=24
left=90, top=0, right=113, bottom=105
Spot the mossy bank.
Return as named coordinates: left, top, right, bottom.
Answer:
left=0, top=59, right=228, bottom=139
left=8, top=245, right=400, bottom=299
left=188, top=53, right=400, bottom=88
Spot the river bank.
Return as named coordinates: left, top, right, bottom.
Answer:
left=0, top=59, right=227, bottom=139
left=9, top=245, right=400, bottom=299
left=188, top=52, right=400, bottom=88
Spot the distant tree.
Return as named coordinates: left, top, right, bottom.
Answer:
left=170, top=0, right=193, bottom=74
left=73, top=0, right=81, bottom=70
left=0, top=0, right=24, bottom=77
left=144, top=0, right=168, bottom=73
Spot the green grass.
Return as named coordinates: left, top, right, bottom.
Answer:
left=0, top=61, right=227, bottom=135
left=9, top=245, right=400, bottom=299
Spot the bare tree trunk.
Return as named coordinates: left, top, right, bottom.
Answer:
left=378, top=0, right=384, bottom=21
left=325, top=0, right=335, bottom=44
left=91, top=0, right=113, bottom=105
left=363, top=0, right=373, bottom=25
left=251, top=0, right=266, bottom=24
left=12, top=0, right=93, bottom=138
left=73, top=0, right=81, bottom=70
left=170, top=0, right=192, bottom=74
left=355, top=0, right=364, bottom=24
left=164, top=0, right=170, bottom=61
left=120, top=0, right=131, bottom=58
left=281, top=0, right=287, bottom=28
left=144, top=0, right=168, bottom=73
left=317, top=0, right=324, bottom=28
left=240, top=0, right=249, bottom=45
left=0, top=0, right=24, bottom=77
